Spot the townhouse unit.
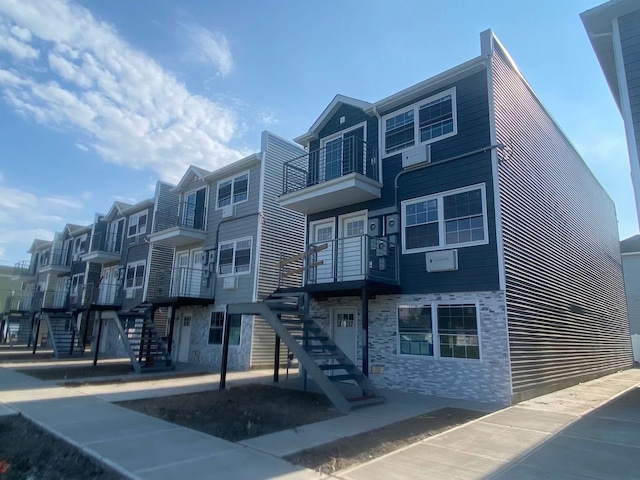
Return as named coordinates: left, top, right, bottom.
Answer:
left=146, top=131, right=306, bottom=370
left=620, top=234, right=640, bottom=361
left=229, top=30, right=633, bottom=410
left=582, top=0, right=640, bottom=226
left=0, top=264, right=25, bottom=343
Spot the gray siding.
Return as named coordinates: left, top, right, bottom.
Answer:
left=121, top=242, right=150, bottom=311
left=492, top=43, right=633, bottom=402
left=622, top=254, right=640, bottom=335
left=620, top=10, right=640, bottom=181
left=152, top=182, right=181, bottom=233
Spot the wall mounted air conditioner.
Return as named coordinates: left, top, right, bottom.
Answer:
left=222, top=276, right=237, bottom=290
left=125, top=288, right=135, bottom=299
left=221, top=205, right=235, bottom=219
left=402, top=144, right=431, bottom=169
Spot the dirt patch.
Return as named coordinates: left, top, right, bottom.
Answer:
left=285, top=407, right=483, bottom=474
left=117, top=384, right=343, bottom=441
left=19, top=363, right=134, bottom=381
left=0, top=349, right=55, bottom=363
left=60, top=371, right=211, bottom=387
left=0, top=414, right=124, bottom=480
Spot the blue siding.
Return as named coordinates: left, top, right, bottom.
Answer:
left=311, top=103, right=378, bottom=152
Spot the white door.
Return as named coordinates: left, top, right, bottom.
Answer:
left=189, top=250, right=203, bottom=296
left=338, top=213, right=366, bottom=280
left=99, top=267, right=116, bottom=304
left=173, top=252, right=190, bottom=296
left=310, top=220, right=335, bottom=283
left=177, top=315, right=192, bottom=363
left=332, top=308, right=357, bottom=373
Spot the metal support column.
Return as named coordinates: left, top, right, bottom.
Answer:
left=362, top=284, right=369, bottom=377
left=167, top=305, right=177, bottom=354
left=273, top=334, right=281, bottom=382
left=219, top=308, right=231, bottom=390
left=31, top=315, right=41, bottom=354
left=93, top=313, right=103, bottom=367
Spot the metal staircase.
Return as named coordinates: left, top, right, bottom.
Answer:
left=228, top=292, right=384, bottom=412
left=102, top=303, right=174, bottom=374
left=16, top=315, right=34, bottom=344
left=42, top=313, right=83, bottom=358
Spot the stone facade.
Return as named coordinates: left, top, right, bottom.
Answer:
left=309, top=290, right=511, bottom=404
left=174, top=306, right=253, bottom=371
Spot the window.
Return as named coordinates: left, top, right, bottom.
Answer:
left=382, top=88, right=456, bottom=156
left=398, top=303, right=479, bottom=360
left=217, top=238, right=252, bottom=275
left=125, top=261, right=145, bottom=289
left=73, top=234, right=88, bottom=257
left=128, top=210, right=148, bottom=237
left=402, top=184, right=487, bottom=253
left=217, top=172, right=249, bottom=209
left=208, top=311, right=241, bottom=345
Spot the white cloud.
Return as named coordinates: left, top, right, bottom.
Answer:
left=0, top=0, right=247, bottom=184
left=0, top=24, right=38, bottom=59
left=185, top=25, right=233, bottom=76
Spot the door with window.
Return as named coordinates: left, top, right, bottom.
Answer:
left=99, top=267, right=117, bottom=304
left=184, top=188, right=206, bottom=229
left=107, top=219, right=124, bottom=253
left=177, top=315, right=192, bottom=363
left=310, top=220, right=335, bottom=283
left=173, top=252, right=190, bottom=296
left=189, top=250, right=203, bottom=296
left=338, top=212, right=366, bottom=281
left=331, top=308, right=357, bottom=376
left=321, top=125, right=365, bottom=182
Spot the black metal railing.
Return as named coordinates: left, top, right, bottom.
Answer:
left=3, top=296, right=25, bottom=312
left=149, top=267, right=213, bottom=300
left=13, top=260, right=36, bottom=277
left=94, top=281, right=123, bottom=306
left=283, top=137, right=378, bottom=195
left=89, top=231, right=122, bottom=255
left=154, top=201, right=207, bottom=233
left=278, top=234, right=399, bottom=288
left=41, top=249, right=70, bottom=268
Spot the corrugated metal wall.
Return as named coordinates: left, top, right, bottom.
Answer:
left=492, top=42, right=633, bottom=402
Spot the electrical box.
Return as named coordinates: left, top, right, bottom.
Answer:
left=368, top=218, right=380, bottom=237
left=376, top=238, right=388, bottom=257
left=386, top=214, right=399, bottom=234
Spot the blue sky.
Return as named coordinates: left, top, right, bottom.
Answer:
left=0, top=0, right=634, bottom=264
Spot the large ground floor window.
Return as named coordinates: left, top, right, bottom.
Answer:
left=208, top=311, right=242, bottom=346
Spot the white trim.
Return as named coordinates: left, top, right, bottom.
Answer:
left=124, top=260, right=146, bottom=292
left=215, top=170, right=250, bottom=211
left=253, top=147, right=267, bottom=302
left=337, top=209, right=368, bottom=237
left=309, top=217, right=336, bottom=244
left=381, top=87, right=457, bottom=159
left=183, top=185, right=209, bottom=230
left=216, top=236, right=253, bottom=277
left=401, top=183, right=489, bottom=254
left=127, top=209, right=149, bottom=238
left=396, top=301, right=482, bottom=362
left=613, top=17, right=640, bottom=226
left=320, top=121, right=369, bottom=182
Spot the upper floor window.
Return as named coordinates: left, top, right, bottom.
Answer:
left=217, top=172, right=249, bottom=209
left=128, top=210, right=148, bottom=237
left=218, top=237, right=252, bottom=276
left=125, top=260, right=145, bottom=290
left=382, top=88, right=457, bottom=156
left=401, top=184, right=487, bottom=254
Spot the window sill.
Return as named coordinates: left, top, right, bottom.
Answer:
left=403, top=239, right=488, bottom=255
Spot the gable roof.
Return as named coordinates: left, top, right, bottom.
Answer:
left=172, top=165, right=212, bottom=192
left=28, top=238, right=53, bottom=253
left=121, top=198, right=154, bottom=215
left=621, top=233, right=640, bottom=253
left=103, top=201, right=132, bottom=221
left=294, top=94, right=372, bottom=145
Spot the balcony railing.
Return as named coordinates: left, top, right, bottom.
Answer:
left=3, top=296, right=25, bottom=312
left=149, top=267, right=213, bottom=300
left=154, top=201, right=207, bottom=233
left=283, top=137, right=378, bottom=195
left=40, top=249, right=70, bottom=269
left=90, top=231, right=122, bottom=254
left=13, top=260, right=36, bottom=277
left=279, top=234, right=399, bottom=289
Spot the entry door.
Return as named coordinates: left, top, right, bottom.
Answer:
left=174, top=252, right=190, bottom=296
left=177, top=315, right=192, bottom=363
left=310, top=220, right=335, bottom=283
left=189, top=250, right=203, bottom=296
left=108, top=219, right=123, bottom=253
left=321, top=125, right=365, bottom=181
left=332, top=308, right=357, bottom=372
left=184, top=189, right=206, bottom=229
left=100, top=267, right=117, bottom=304
left=54, top=277, right=67, bottom=308
left=338, top=213, right=366, bottom=281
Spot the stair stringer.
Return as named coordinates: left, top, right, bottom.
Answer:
left=41, top=313, right=60, bottom=358
left=101, top=310, right=142, bottom=373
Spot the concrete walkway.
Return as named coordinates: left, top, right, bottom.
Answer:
left=337, top=368, right=640, bottom=480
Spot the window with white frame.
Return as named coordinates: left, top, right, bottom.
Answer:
left=127, top=210, right=148, bottom=237
left=382, top=88, right=456, bottom=156
left=217, top=238, right=252, bottom=275
left=402, top=184, right=487, bottom=253
left=216, top=172, right=248, bottom=209
left=125, top=261, right=145, bottom=290
left=208, top=311, right=242, bottom=345
left=398, top=303, right=479, bottom=360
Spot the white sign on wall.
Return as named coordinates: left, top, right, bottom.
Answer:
left=425, top=249, right=458, bottom=272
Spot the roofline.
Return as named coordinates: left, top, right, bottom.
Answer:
left=203, top=153, right=262, bottom=182
left=171, top=165, right=211, bottom=193
left=121, top=198, right=154, bottom=215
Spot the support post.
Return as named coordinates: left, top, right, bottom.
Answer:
left=219, top=308, right=231, bottom=390
left=362, top=284, right=369, bottom=377
left=93, top=313, right=103, bottom=367
left=273, top=334, right=281, bottom=382
left=167, top=305, right=176, bottom=354
left=82, top=311, right=91, bottom=353
left=31, top=315, right=41, bottom=355
left=28, top=312, right=36, bottom=348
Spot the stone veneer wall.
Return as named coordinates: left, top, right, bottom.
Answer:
left=175, top=306, right=253, bottom=371
left=309, top=291, right=511, bottom=404
left=101, top=319, right=130, bottom=358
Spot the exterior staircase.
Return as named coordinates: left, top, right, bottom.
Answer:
left=102, top=303, right=174, bottom=374
left=16, top=315, right=34, bottom=344
left=42, top=313, right=83, bottom=358
left=228, top=292, right=384, bottom=412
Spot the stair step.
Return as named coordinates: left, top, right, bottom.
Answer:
left=329, top=374, right=362, bottom=382
left=307, top=353, right=345, bottom=360
left=347, top=396, right=385, bottom=408
left=302, top=344, right=337, bottom=352
left=318, top=363, right=351, bottom=371
left=298, top=336, right=329, bottom=342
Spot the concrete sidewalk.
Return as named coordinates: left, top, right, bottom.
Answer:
left=337, top=368, right=640, bottom=480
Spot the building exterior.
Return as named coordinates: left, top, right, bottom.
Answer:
left=260, top=30, right=633, bottom=405
left=0, top=265, right=25, bottom=342
left=620, top=234, right=640, bottom=361
left=148, top=131, right=306, bottom=370
left=582, top=0, right=640, bottom=227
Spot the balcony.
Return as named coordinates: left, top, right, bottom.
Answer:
left=82, top=231, right=122, bottom=264
left=39, top=249, right=71, bottom=274
left=68, top=282, right=122, bottom=310
left=279, top=137, right=381, bottom=215
left=12, top=260, right=36, bottom=281
left=3, top=296, right=26, bottom=313
left=148, top=201, right=207, bottom=247
left=279, top=234, right=401, bottom=296
left=148, top=267, right=214, bottom=305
